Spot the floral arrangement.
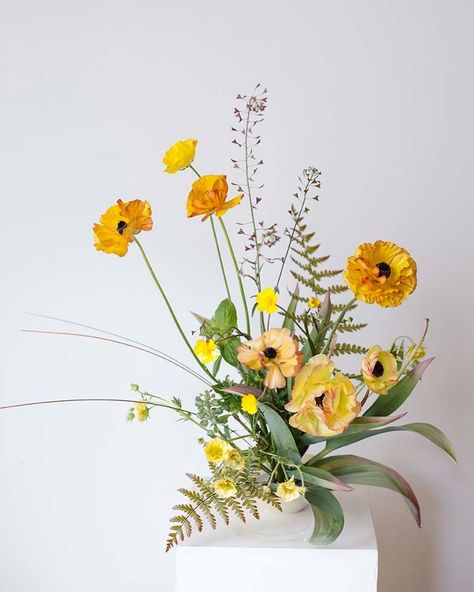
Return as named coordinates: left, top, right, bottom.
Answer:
left=15, top=86, right=455, bottom=551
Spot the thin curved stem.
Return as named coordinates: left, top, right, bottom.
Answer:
left=210, top=215, right=232, bottom=300
left=134, top=238, right=215, bottom=381
left=0, top=398, right=184, bottom=412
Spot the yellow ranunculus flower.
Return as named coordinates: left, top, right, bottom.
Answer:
left=344, top=240, right=417, bottom=307
left=276, top=477, right=306, bottom=502
left=407, top=344, right=426, bottom=362
left=285, top=354, right=360, bottom=437
left=362, top=345, right=398, bottom=395
left=193, top=339, right=219, bottom=365
left=226, top=449, right=245, bottom=471
left=213, top=478, right=237, bottom=499
left=163, top=138, right=197, bottom=174
left=256, top=288, right=278, bottom=314
left=204, top=438, right=230, bottom=464
left=308, top=297, right=321, bottom=309
left=134, top=402, right=149, bottom=422
left=93, top=199, right=153, bottom=257
left=186, top=175, right=243, bottom=221
left=237, top=328, right=303, bottom=389
left=241, top=393, right=258, bottom=415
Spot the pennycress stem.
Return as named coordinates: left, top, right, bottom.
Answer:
left=134, top=238, right=215, bottom=381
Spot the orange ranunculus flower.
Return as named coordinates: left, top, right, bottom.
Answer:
left=237, top=328, right=303, bottom=389
left=93, top=199, right=153, bottom=257
left=285, top=354, right=360, bottom=437
left=186, top=175, right=243, bottom=221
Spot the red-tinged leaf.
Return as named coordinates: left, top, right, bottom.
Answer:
left=300, top=465, right=352, bottom=492
left=223, top=385, right=263, bottom=398
left=305, top=487, right=345, bottom=546
left=315, top=454, right=421, bottom=527
left=350, top=412, right=407, bottom=430
left=364, top=357, right=434, bottom=417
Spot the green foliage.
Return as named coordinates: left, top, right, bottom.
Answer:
left=305, top=486, right=345, bottom=546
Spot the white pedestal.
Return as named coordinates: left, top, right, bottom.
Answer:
left=175, top=487, right=378, bottom=591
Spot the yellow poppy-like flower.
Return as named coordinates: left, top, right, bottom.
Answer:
left=93, top=199, right=153, bottom=257
left=186, top=175, right=243, bottom=221
left=193, top=339, right=219, bottom=365
left=226, top=449, right=245, bottom=471
left=407, top=344, right=426, bottom=362
left=213, top=478, right=237, bottom=499
left=308, top=297, right=321, bottom=309
left=134, top=402, right=149, bottom=422
left=163, top=138, right=197, bottom=174
left=285, top=354, right=360, bottom=437
left=344, top=240, right=417, bottom=307
left=204, top=438, right=230, bottom=464
left=276, top=478, right=306, bottom=502
left=237, top=328, right=303, bottom=389
left=362, top=346, right=398, bottom=395
left=256, top=288, right=278, bottom=314
left=241, top=393, right=258, bottom=415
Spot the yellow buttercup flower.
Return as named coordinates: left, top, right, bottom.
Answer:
left=204, top=438, right=230, bottom=464
left=163, top=138, right=197, bottom=174
left=226, top=449, right=245, bottom=471
left=344, top=240, right=417, bottom=307
left=213, top=478, right=237, bottom=499
left=193, top=339, right=219, bottom=365
left=256, top=288, right=278, bottom=314
left=285, top=354, right=360, bottom=437
left=308, top=297, right=321, bottom=309
left=134, top=402, right=149, bottom=422
left=237, top=328, right=303, bottom=389
left=93, top=199, right=153, bottom=257
left=276, top=477, right=306, bottom=502
left=186, top=175, right=243, bottom=221
left=362, top=345, right=398, bottom=395
left=241, top=393, right=258, bottom=415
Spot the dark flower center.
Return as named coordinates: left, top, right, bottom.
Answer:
left=263, top=347, right=277, bottom=360
left=376, top=262, right=391, bottom=278
left=372, top=360, right=385, bottom=377
left=315, top=394, right=325, bottom=407
left=116, top=220, right=128, bottom=235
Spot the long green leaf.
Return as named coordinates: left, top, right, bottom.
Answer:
left=305, top=486, right=345, bottom=546
left=299, top=465, right=352, bottom=492
left=305, top=422, right=456, bottom=461
left=315, top=454, right=421, bottom=527
left=259, top=403, right=302, bottom=465
left=282, top=284, right=299, bottom=331
left=364, top=357, right=434, bottom=417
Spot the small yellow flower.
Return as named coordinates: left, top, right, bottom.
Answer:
left=93, top=199, right=153, bottom=257
left=344, top=240, right=417, bottom=307
left=204, top=438, right=230, bottom=464
left=133, top=402, right=149, bottom=422
left=163, top=138, right=197, bottom=174
left=187, top=175, right=243, bottom=221
left=308, top=297, right=321, bottom=309
left=213, top=478, right=237, bottom=499
left=407, top=344, right=426, bottom=362
left=276, top=477, right=306, bottom=502
left=226, top=449, right=245, bottom=471
left=193, top=339, right=219, bottom=365
left=256, top=288, right=278, bottom=314
left=362, top=346, right=398, bottom=395
left=241, top=393, right=258, bottom=415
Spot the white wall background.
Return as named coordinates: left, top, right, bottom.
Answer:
left=1, top=1, right=473, bottom=590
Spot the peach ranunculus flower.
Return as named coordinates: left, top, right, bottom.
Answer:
left=237, top=328, right=302, bottom=389
left=361, top=345, right=398, bottom=395
left=93, top=199, right=153, bottom=257
left=285, top=354, right=360, bottom=437
left=163, top=138, right=197, bottom=174
left=344, top=240, right=417, bottom=307
left=186, top=175, right=243, bottom=221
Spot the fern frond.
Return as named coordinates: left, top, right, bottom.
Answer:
left=337, top=322, right=368, bottom=333
left=333, top=343, right=368, bottom=356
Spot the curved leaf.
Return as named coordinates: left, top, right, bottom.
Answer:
left=300, top=465, right=352, bottom=492
left=259, top=403, right=302, bottom=465
left=218, top=336, right=241, bottom=368
left=364, top=357, right=434, bottom=417
left=212, top=299, right=237, bottom=333
left=315, top=454, right=421, bottom=527
left=282, top=285, right=299, bottom=331
left=305, top=486, right=345, bottom=546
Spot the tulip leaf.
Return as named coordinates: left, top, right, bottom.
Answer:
left=303, top=291, right=331, bottom=362
left=314, top=454, right=421, bottom=527
left=305, top=422, right=456, bottom=462
left=217, top=336, right=241, bottom=368
left=299, top=465, right=352, bottom=491
left=223, top=385, right=263, bottom=398
left=259, top=403, right=302, bottom=465
left=282, top=284, right=299, bottom=331
left=364, top=357, right=434, bottom=417
left=305, top=486, right=345, bottom=546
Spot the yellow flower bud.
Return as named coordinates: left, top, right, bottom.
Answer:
left=162, top=138, right=197, bottom=174
left=241, top=393, right=258, bottom=415
left=204, top=438, right=230, bottom=464
left=256, top=288, right=278, bottom=314
left=133, top=402, right=149, bottom=422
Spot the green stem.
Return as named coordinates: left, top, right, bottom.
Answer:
left=210, top=216, right=232, bottom=300
left=321, top=297, right=357, bottom=355
left=134, top=238, right=215, bottom=380
left=218, top=217, right=251, bottom=336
